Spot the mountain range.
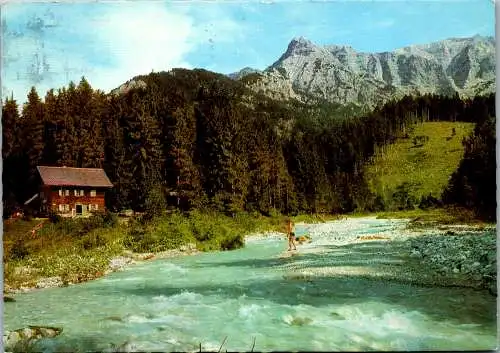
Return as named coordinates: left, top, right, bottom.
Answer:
left=230, top=35, right=495, bottom=108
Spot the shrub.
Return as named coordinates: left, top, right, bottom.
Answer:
left=48, top=211, right=62, bottom=224
left=220, top=234, right=244, bottom=250
left=80, top=231, right=107, bottom=250
left=153, top=214, right=194, bottom=250
left=392, top=183, right=417, bottom=210
left=372, top=195, right=386, bottom=212
left=22, top=212, right=33, bottom=222
left=419, top=194, right=443, bottom=210
left=124, top=222, right=152, bottom=252
left=97, top=211, right=118, bottom=228
left=9, top=239, right=30, bottom=260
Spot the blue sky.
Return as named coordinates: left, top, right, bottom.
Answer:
left=1, top=0, right=495, bottom=103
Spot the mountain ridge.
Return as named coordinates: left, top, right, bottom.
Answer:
left=231, top=35, right=495, bottom=108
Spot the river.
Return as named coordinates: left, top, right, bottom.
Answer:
left=4, top=217, right=497, bottom=352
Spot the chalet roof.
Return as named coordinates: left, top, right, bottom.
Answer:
left=37, top=166, right=113, bottom=188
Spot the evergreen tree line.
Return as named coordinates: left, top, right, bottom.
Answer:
left=442, top=114, right=496, bottom=221
left=2, top=69, right=495, bottom=219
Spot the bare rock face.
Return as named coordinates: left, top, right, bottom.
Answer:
left=242, top=68, right=303, bottom=102
left=110, top=79, right=147, bottom=96
left=235, top=35, right=495, bottom=108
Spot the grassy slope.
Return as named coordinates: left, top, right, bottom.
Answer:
left=365, top=121, right=474, bottom=200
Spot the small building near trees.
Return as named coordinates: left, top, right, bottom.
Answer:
left=29, top=166, right=113, bottom=217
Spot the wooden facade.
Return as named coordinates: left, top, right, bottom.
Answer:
left=35, top=166, right=113, bottom=218
left=40, top=186, right=107, bottom=217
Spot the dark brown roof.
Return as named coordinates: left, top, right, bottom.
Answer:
left=37, top=166, right=113, bottom=188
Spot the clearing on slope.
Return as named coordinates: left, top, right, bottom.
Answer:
left=365, top=121, right=474, bottom=206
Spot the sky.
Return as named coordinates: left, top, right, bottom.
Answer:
left=1, top=0, right=495, bottom=104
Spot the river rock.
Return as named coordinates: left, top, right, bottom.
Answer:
left=290, top=316, right=312, bottom=326
left=329, top=312, right=345, bottom=320
left=105, top=315, right=125, bottom=322
left=3, top=326, right=62, bottom=349
left=4, top=296, right=15, bottom=302
left=36, top=276, right=63, bottom=289
left=109, top=256, right=134, bottom=271
left=179, top=243, right=197, bottom=252
left=409, top=249, right=422, bottom=258
left=110, top=341, right=137, bottom=352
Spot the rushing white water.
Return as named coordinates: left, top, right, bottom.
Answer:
left=4, top=218, right=497, bottom=352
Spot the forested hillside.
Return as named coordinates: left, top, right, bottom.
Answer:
left=2, top=69, right=496, bottom=219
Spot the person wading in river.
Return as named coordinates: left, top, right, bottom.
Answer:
left=286, top=218, right=297, bottom=251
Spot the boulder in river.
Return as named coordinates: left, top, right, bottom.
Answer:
left=3, top=326, right=63, bottom=349
left=3, top=296, right=15, bottom=302
left=329, top=312, right=345, bottom=320
left=110, top=340, right=137, bottom=352
left=289, top=316, right=312, bottom=326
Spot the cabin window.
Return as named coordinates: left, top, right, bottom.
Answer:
left=64, top=204, right=70, bottom=212
left=90, top=190, right=96, bottom=197
left=65, top=190, right=70, bottom=196
left=74, top=190, right=78, bottom=196
left=59, top=204, right=63, bottom=212
left=80, top=190, right=85, bottom=196
left=59, top=189, right=63, bottom=196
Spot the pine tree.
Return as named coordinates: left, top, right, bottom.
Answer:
left=2, top=97, right=23, bottom=216
left=2, top=95, right=19, bottom=160
left=22, top=86, right=45, bottom=198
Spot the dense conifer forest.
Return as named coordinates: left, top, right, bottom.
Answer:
left=2, top=69, right=496, bottom=220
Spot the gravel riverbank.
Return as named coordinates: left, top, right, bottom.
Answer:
left=273, top=217, right=497, bottom=295
left=407, top=228, right=496, bottom=294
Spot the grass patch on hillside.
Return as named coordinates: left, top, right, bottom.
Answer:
left=365, top=121, right=474, bottom=203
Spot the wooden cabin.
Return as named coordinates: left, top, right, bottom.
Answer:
left=32, top=166, right=113, bottom=217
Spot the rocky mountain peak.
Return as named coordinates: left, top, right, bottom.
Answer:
left=279, top=36, right=319, bottom=59
left=238, top=35, right=495, bottom=108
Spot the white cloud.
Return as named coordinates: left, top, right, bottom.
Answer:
left=2, top=1, right=247, bottom=102
left=84, top=2, right=196, bottom=92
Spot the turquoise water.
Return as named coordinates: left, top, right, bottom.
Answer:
left=4, top=219, right=497, bottom=352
